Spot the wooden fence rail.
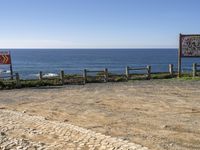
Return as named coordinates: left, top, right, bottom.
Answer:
left=0, top=74, right=16, bottom=79
left=169, top=64, right=174, bottom=77
left=4, top=63, right=200, bottom=88
left=193, top=63, right=200, bottom=77
left=126, top=65, right=151, bottom=80
left=15, top=73, right=21, bottom=88
left=38, top=71, right=65, bottom=84
left=83, top=68, right=108, bottom=84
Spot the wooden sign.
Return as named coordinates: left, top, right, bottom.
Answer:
left=0, top=51, right=11, bottom=64
left=178, top=34, right=200, bottom=77
left=181, top=35, right=200, bottom=57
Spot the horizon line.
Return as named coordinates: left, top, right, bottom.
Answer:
left=0, top=47, right=178, bottom=50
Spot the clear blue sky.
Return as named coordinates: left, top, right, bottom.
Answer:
left=0, top=0, right=200, bottom=48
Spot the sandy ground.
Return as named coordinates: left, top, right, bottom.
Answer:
left=0, top=79, right=200, bottom=150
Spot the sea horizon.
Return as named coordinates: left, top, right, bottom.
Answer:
left=1, top=48, right=178, bottom=50
left=1, top=48, right=199, bottom=79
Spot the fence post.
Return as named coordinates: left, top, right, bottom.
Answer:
left=169, top=64, right=174, bottom=77
left=15, top=73, right=21, bottom=88
left=193, top=63, right=197, bottom=77
left=147, top=65, right=151, bottom=80
left=39, top=71, right=43, bottom=81
left=126, top=66, right=130, bottom=80
left=60, top=70, right=65, bottom=85
left=104, top=68, right=108, bottom=82
left=10, top=64, right=13, bottom=80
left=83, top=69, right=87, bottom=84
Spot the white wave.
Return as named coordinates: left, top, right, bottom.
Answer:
left=29, top=73, right=58, bottom=78
left=43, top=73, right=58, bottom=78
left=5, top=70, right=11, bottom=73
left=0, top=69, right=10, bottom=74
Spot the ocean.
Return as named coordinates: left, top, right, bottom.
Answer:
left=0, top=49, right=200, bottom=79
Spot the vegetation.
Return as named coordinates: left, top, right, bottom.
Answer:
left=0, top=72, right=200, bottom=90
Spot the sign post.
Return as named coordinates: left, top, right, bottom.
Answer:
left=178, top=34, right=200, bottom=77
left=178, top=34, right=182, bottom=77
left=0, top=51, right=13, bottom=79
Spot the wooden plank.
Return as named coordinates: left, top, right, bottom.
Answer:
left=9, top=51, right=13, bottom=80
left=104, top=68, right=108, bottom=82
left=60, top=70, right=65, bottom=85
left=169, top=64, right=174, bottom=76
left=126, top=65, right=152, bottom=80
left=39, top=71, right=43, bottom=81
left=86, top=70, right=105, bottom=73
left=178, top=33, right=182, bottom=77
left=10, top=64, right=13, bottom=80
left=125, top=66, right=129, bottom=80
left=15, top=73, right=21, bottom=88
left=0, top=74, right=16, bottom=79
left=83, top=69, right=87, bottom=84
left=193, top=63, right=197, bottom=77
left=147, top=65, right=151, bottom=80
left=128, top=67, right=148, bottom=71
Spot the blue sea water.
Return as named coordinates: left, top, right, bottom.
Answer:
left=0, top=49, right=200, bottom=79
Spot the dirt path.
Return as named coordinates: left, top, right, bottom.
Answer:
left=0, top=80, right=200, bottom=149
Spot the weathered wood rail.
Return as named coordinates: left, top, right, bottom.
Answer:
left=0, top=74, right=16, bottom=79
left=15, top=73, right=21, bottom=88
left=38, top=70, right=70, bottom=85
left=125, top=65, right=151, bottom=80
left=125, top=64, right=174, bottom=80
left=193, top=63, right=200, bottom=77
left=83, top=68, right=108, bottom=84
left=168, top=64, right=174, bottom=77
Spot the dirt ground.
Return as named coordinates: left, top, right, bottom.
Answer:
left=0, top=79, right=200, bottom=150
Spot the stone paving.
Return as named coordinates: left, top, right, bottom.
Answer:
left=0, top=109, right=149, bottom=150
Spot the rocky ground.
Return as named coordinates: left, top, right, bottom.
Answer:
left=0, top=79, right=200, bottom=150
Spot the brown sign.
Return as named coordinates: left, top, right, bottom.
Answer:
left=181, top=35, right=200, bottom=57
left=178, top=34, right=200, bottom=77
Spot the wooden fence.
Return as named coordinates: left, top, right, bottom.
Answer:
left=193, top=63, right=200, bottom=77
left=83, top=68, right=108, bottom=84
left=125, top=65, right=151, bottom=80
left=3, top=63, right=200, bottom=88
left=126, top=64, right=174, bottom=80
left=36, top=69, right=108, bottom=85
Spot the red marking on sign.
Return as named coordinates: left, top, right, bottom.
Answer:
left=0, top=51, right=11, bottom=65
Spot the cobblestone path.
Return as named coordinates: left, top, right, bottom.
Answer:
left=0, top=109, right=149, bottom=150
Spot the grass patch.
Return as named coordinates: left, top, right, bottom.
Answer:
left=178, top=76, right=200, bottom=81
left=151, top=72, right=173, bottom=79
left=1, top=72, right=200, bottom=90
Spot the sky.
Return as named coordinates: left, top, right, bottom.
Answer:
left=0, top=0, right=200, bottom=48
